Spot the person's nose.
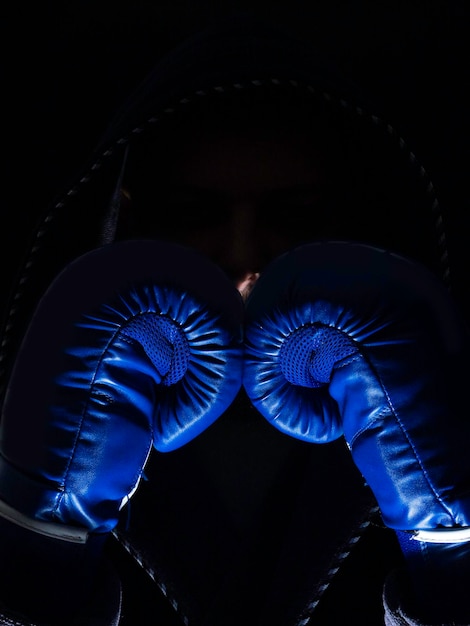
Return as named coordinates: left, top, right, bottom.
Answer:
left=219, top=204, right=261, bottom=299
left=221, top=204, right=259, bottom=275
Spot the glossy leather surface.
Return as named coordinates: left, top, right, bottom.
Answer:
left=0, top=240, right=244, bottom=532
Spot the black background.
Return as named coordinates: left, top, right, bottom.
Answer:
left=2, top=0, right=469, bottom=298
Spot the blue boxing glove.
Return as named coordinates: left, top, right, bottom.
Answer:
left=0, top=239, right=243, bottom=625
left=243, top=241, right=470, bottom=622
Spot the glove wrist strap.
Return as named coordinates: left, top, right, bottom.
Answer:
left=0, top=507, right=108, bottom=624
left=411, top=526, right=470, bottom=544
left=396, top=529, right=470, bottom=623
left=0, top=497, right=88, bottom=543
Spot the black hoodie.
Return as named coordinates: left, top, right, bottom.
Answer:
left=0, top=13, right=462, bottom=626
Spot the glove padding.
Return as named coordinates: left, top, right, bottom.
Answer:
left=0, top=239, right=244, bottom=533
left=243, top=241, right=470, bottom=532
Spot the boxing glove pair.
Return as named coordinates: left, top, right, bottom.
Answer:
left=1, top=239, right=469, bottom=624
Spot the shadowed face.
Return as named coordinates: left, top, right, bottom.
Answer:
left=154, top=128, right=329, bottom=299
left=123, top=98, right=347, bottom=300
left=121, top=91, right=439, bottom=301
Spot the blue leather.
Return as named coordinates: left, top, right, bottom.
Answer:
left=0, top=240, right=244, bottom=532
left=243, top=241, right=470, bottom=531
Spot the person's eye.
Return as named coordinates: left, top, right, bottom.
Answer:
left=261, top=198, right=319, bottom=225
left=267, top=186, right=330, bottom=213
left=161, top=196, right=227, bottom=230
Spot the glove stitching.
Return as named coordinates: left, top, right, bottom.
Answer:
left=382, top=385, right=458, bottom=524
left=334, top=352, right=361, bottom=370
left=53, top=322, right=136, bottom=519
left=348, top=356, right=457, bottom=525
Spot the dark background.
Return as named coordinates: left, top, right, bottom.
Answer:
left=2, top=0, right=469, bottom=299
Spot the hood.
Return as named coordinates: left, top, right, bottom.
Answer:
left=0, top=13, right=451, bottom=403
